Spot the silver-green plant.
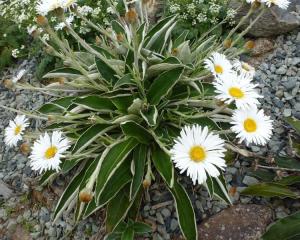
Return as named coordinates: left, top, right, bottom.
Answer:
left=2, top=0, right=274, bottom=239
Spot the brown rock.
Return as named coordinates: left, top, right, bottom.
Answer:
left=198, top=204, right=273, bottom=240
left=251, top=38, right=275, bottom=57
left=11, top=225, right=32, bottom=240
left=230, top=0, right=300, bottom=37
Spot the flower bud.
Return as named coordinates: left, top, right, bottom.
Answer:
left=223, top=39, right=232, bottom=49
left=116, top=33, right=124, bottom=42
left=20, top=143, right=31, bottom=155
left=36, top=16, right=48, bottom=27
left=3, top=79, right=14, bottom=89
left=251, top=1, right=261, bottom=9
left=125, top=8, right=138, bottom=24
left=244, top=40, right=255, bottom=50
left=79, top=189, right=93, bottom=203
left=143, top=179, right=151, bottom=189
left=95, top=36, right=101, bottom=45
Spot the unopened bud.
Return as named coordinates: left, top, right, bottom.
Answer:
left=48, top=115, right=55, bottom=122
left=143, top=179, right=151, bottom=189
left=244, top=40, right=255, bottom=50
left=20, top=143, right=31, bottom=155
left=171, top=48, right=178, bottom=56
left=223, top=39, right=232, bottom=49
left=56, top=77, right=65, bottom=85
left=36, top=16, right=48, bottom=27
left=95, top=36, right=101, bottom=45
left=116, top=33, right=124, bottom=42
left=216, top=100, right=226, bottom=107
left=45, top=46, right=55, bottom=55
left=125, top=8, right=138, bottom=24
left=53, top=8, right=64, bottom=18
left=3, top=79, right=14, bottom=89
left=79, top=189, right=93, bottom=203
left=251, top=1, right=261, bottom=9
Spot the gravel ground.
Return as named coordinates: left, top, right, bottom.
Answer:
left=0, top=29, right=299, bottom=239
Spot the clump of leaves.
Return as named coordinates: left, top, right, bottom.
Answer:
left=15, top=1, right=264, bottom=239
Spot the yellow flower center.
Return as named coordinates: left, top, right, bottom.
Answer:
left=189, top=146, right=206, bottom=162
left=214, top=64, right=224, bottom=74
left=229, top=87, right=244, bottom=99
left=14, top=125, right=22, bottom=135
left=45, top=146, right=58, bottom=159
left=244, top=118, right=257, bottom=133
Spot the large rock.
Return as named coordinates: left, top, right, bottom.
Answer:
left=230, top=0, right=300, bottom=37
left=198, top=204, right=273, bottom=240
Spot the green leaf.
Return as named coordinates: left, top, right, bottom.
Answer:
left=95, top=57, right=118, bottom=83
left=133, top=222, right=152, bottom=234
left=39, top=170, right=57, bottom=186
left=38, top=96, right=76, bottom=114
left=144, top=15, right=177, bottom=53
left=72, top=124, right=112, bottom=153
left=121, top=121, right=152, bottom=144
left=247, top=170, right=276, bottom=182
left=61, top=158, right=82, bottom=173
left=73, top=96, right=115, bottom=111
left=168, top=178, right=197, bottom=240
left=241, top=183, right=299, bottom=199
left=130, top=145, right=147, bottom=200
left=110, top=94, right=134, bottom=112
left=140, top=105, right=158, bottom=127
left=262, top=211, right=300, bottom=240
left=43, top=67, right=83, bottom=79
left=106, top=184, right=134, bottom=232
left=152, top=146, right=174, bottom=187
left=275, top=156, right=300, bottom=170
left=114, top=74, right=134, bottom=89
left=53, top=160, right=94, bottom=222
left=284, top=117, right=300, bottom=134
left=98, top=158, right=132, bottom=206
left=121, top=227, right=134, bottom=240
left=147, top=67, right=184, bottom=105
left=96, top=138, right=138, bottom=203
left=206, top=175, right=232, bottom=204
left=112, top=20, right=125, bottom=35
left=276, top=175, right=300, bottom=186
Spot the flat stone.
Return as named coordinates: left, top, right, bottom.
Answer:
left=283, top=108, right=292, bottom=117
left=243, top=176, right=259, bottom=186
left=198, top=204, right=273, bottom=240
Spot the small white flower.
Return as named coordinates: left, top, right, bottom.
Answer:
left=262, top=0, right=290, bottom=9
left=11, top=49, right=19, bottom=58
left=12, top=69, right=27, bottom=83
left=30, top=131, right=71, bottom=173
left=204, top=52, right=233, bottom=77
left=233, top=59, right=255, bottom=78
left=170, top=125, right=226, bottom=185
left=231, top=107, right=273, bottom=145
left=27, top=25, right=37, bottom=35
left=214, top=72, right=262, bottom=109
left=4, top=115, right=29, bottom=147
left=54, top=15, right=74, bottom=30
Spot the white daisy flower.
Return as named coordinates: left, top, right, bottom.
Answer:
left=262, top=0, right=290, bottom=9
left=36, top=0, right=61, bottom=16
left=170, top=125, right=226, bottom=185
left=231, top=107, right=273, bottom=145
left=204, top=52, right=233, bottom=77
left=213, top=72, right=262, bottom=109
left=4, top=115, right=29, bottom=147
left=233, top=59, right=255, bottom=79
left=30, top=131, right=71, bottom=173
left=246, top=0, right=261, bottom=4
